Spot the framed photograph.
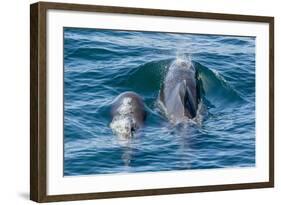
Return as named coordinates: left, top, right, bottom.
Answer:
left=30, top=1, right=274, bottom=202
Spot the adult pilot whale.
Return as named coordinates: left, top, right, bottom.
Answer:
left=110, top=91, right=147, bottom=138
left=159, top=58, right=199, bottom=124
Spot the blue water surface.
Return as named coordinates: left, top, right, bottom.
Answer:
left=63, top=28, right=255, bottom=176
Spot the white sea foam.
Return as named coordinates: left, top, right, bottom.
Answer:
left=172, top=54, right=193, bottom=71
left=210, top=68, right=228, bottom=84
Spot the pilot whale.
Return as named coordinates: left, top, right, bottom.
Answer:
left=110, top=91, right=147, bottom=138
left=159, top=58, right=199, bottom=124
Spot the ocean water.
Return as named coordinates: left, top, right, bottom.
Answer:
left=63, top=28, right=255, bottom=176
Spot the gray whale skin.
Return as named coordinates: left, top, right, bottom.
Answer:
left=159, top=59, right=199, bottom=123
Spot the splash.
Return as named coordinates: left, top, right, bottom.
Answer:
left=173, top=53, right=194, bottom=71
left=175, top=51, right=192, bottom=61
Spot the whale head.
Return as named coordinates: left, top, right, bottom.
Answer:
left=110, top=94, right=146, bottom=139
left=159, top=58, right=198, bottom=123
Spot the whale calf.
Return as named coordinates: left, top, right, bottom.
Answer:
left=110, top=91, right=146, bottom=138
left=159, top=58, right=199, bottom=124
